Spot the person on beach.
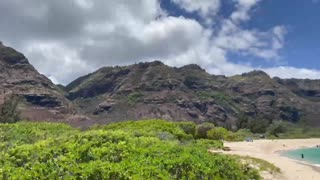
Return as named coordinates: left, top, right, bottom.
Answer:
left=301, top=154, right=304, bottom=159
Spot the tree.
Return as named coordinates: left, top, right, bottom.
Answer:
left=179, top=122, right=196, bottom=136
left=0, top=95, right=21, bottom=123
left=195, top=123, right=215, bottom=139
left=247, top=119, right=269, bottom=134
left=267, top=121, right=287, bottom=137
left=207, top=127, right=229, bottom=140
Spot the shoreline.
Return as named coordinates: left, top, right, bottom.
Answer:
left=278, top=147, right=320, bottom=168
left=213, top=139, right=320, bottom=180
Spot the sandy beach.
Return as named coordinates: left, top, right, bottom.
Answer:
left=213, top=139, right=320, bottom=180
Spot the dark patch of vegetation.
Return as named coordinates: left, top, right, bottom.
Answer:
left=196, top=91, right=233, bottom=109
left=0, top=46, right=27, bottom=64
left=0, top=95, right=21, bottom=123
left=280, top=106, right=301, bottom=122
left=247, top=119, right=270, bottom=134
left=183, top=76, right=202, bottom=89
left=178, top=122, right=196, bottom=137
left=266, top=121, right=287, bottom=137
left=268, top=122, right=320, bottom=139
left=195, top=123, right=215, bottom=139
left=126, top=92, right=144, bottom=105
left=237, top=114, right=270, bottom=134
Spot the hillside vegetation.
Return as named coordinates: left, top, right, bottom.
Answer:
left=0, top=120, right=264, bottom=180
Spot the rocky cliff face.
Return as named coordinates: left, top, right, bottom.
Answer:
left=65, top=61, right=320, bottom=128
left=0, top=42, right=75, bottom=122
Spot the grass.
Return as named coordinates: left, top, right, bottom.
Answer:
left=239, top=156, right=281, bottom=174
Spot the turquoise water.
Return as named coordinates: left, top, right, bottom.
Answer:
left=282, top=147, right=320, bottom=165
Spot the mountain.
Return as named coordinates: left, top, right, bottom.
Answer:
left=65, top=61, right=320, bottom=129
left=0, top=42, right=75, bottom=122
left=1, top=42, right=320, bottom=129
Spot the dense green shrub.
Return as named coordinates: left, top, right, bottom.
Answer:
left=275, top=124, right=320, bottom=139
left=267, top=121, right=287, bottom=137
left=178, top=122, right=196, bottom=136
left=0, top=122, right=78, bottom=151
left=183, top=76, right=201, bottom=88
left=126, top=92, right=144, bottom=105
left=195, top=91, right=232, bottom=108
left=248, top=119, right=269, bottom=134
left=224, top=131, right=239, bottom=141
left=236, top=114, right=270, bottom=134
left=0, top=120, right=261, bottom=179
left=207, top=127, right=229, bottom=140
left=0, top=95, right=21, bottom=123
left=196, top=123, right=215, bottom=139
left=101, top=119, right=194, bottom=141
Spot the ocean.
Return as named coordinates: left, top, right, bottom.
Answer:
left=282, top=147, right=320, bottom=165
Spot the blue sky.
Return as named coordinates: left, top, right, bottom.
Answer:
left=0, top=0, right=319, bottom=84
left=249, top=0, right=320, bottom=69
left=161, top=0, right=320, bottom=70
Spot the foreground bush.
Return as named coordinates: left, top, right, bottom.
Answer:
left=0, top=120, right=260, bottom=179
left=0, top=122, right=78, bottom=151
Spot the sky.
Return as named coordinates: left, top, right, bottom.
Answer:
left=0, top=0, right=319, bottom=85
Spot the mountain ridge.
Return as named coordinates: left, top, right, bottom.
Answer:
left=1, top=42, right=320, bottom=129
left=64, top=60, right=320, bottom=129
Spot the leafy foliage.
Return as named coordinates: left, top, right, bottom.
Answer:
left=178, top=122, right=196, bottom=137
left=247, top=119, right=270, bottom=134
left=99, top=120, right=194, bottom=141
left=126, top=92, right=144, bottom=105
left=0, top=122, right=78, bottom=151
left=267, top=122, right=320, bottom=139
left=237, top=114, right=270, bottom=134
left=267, top=121, right=287, bottom=137
left=0, top=95, right=21, bottom=123
left=207, top=127, right=229, bottom=140
left=0, top=120, right=261, bottom=179
left=195, top=91, right=234, bottom=110
left=183, top=75, right=201, bottom=88
left=195, top=123, right=215, bottom=139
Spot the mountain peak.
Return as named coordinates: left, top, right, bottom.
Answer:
left=0, top=42, right=29, bottom=65
left=180, top=64, right=206, bottom=72
left=242, top=70, right=270, bottom=78
left=136, top=60, right=165, bottom=69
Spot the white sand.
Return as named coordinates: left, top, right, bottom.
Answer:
left=212, top=139, right=320, bottom=180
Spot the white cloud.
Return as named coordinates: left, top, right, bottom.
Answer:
left=0, top=0, right=319, bottom=85
left=24, top=41, right=93, bottom=84
left=263, top=66, right=320, bottom=79
left=231, top=0, right=260, bottom=22
left=171, top=0, right=220, bottom=24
